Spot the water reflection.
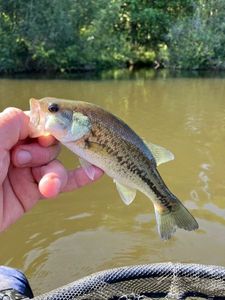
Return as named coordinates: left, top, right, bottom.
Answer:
left=0, top=74, right=225, bottom=294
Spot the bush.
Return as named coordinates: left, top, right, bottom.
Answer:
left=1, top=0, right=224, bottom=73
left=0, top=12, right=28, bottom=72
left=167, top=0, right=225, bottom=70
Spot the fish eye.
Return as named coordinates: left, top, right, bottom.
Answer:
left=48, top=103, right=59, bottom=113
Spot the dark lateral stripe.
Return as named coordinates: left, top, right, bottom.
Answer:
left=101, top=142, right=173, bottom=211
left=140, top=174, right=173, bottom=210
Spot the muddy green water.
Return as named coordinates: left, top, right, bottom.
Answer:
left=0, top=72, right=225, bottom=295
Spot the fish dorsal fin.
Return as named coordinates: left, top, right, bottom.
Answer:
left=79, top=157, right=95, bottom=180
left=145, top=141, right=175, bottom=166
left=114, top=180, right=136, bottom=205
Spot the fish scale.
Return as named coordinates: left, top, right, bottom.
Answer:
left=87, top=126, right=151, bottom=187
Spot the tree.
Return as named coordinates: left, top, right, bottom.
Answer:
left=167, top=0, right=225, bottom=69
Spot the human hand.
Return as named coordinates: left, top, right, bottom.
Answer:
left=0, top=108, right=103, bottom=231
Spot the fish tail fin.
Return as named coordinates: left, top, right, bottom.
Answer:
left=154, top=200, right=199, bottom=240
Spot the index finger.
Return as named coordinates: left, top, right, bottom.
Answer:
left=0, top=108, right=29, bottom=150
left=62, top=166, right=104, bottom=192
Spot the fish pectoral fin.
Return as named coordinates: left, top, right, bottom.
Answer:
left=79, top=158, right=95, bottom=180
left=71, top=112, right=91, bottom=141
left=145, top=141, right=175, bottom=166
left=114, top=180, right=136, bottom=205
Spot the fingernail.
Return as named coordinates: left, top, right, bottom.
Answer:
left=53, top=178, right=61, bottom=194
left=17, top=150, right=32, bottom=165
left=40, top=176, right=61, bottom=198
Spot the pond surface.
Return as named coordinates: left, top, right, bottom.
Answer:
left=0, top=71, right=225, bottom=295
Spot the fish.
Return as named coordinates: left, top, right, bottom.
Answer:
left=29, top=97, right=199, bottom=239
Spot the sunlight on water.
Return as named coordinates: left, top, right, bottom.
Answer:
left=0, top=72, right=225, bottom=294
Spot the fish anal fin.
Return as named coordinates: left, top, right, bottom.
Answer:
left=114, top=180, right=136, bottom=205
left=145, top=141, right=175, bottom=166
left=79, top=157, right=95, bottom=180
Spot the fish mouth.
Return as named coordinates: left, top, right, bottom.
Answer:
left=29, top=98, right=45, bottom=137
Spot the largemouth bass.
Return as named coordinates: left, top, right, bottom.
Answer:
left=29, top=97, right=198, bottom=239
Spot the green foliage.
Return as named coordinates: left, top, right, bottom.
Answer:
left=0, top=0, right=224, bottom=73
left=167, top=0, right=225, bottom=69
left=112, top=0, right=195, bottom=65
left=0, top=11, right=28, bottom=72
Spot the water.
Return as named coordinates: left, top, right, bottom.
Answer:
left=0, top=71, right=225, bottom=295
